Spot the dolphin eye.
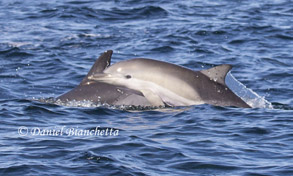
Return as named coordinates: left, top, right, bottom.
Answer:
left=125, top=75, right=132, bottom=79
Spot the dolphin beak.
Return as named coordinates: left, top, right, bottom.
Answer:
left=88, top=73, right=112, bottom=81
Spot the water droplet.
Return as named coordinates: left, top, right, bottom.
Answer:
left=117, top=89, right=123, bottom=94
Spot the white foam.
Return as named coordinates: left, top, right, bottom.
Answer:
left=225, top=72, right=273, bottom=109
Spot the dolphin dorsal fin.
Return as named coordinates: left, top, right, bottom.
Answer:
left=200, top=64, right=232, bottom=85
left=81, top=50, right=113, bottom=84
left=87, top=50, right=113, bottom=75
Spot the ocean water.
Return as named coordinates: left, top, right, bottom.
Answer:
left=0, top=0, right=293, bottom=175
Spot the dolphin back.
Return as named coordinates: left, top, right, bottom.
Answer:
left=198, top=65, right=251, bottom=108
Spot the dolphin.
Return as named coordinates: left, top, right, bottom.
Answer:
left=58, top=50, right=250, bottom=108
left=57, top=50, right=152, bottom=106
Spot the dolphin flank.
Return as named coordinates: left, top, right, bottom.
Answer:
left=57, top=50, right=251, bottom=108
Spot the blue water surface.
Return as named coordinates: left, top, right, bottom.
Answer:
left=0, top=0, right=293, bottom=175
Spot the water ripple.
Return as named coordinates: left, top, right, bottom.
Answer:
left=1, top=0, right=293, bottom=175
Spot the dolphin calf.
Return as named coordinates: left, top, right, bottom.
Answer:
left=58, top=50, right=250, bottom=108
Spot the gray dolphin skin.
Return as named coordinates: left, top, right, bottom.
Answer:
left=57, top=50, right=151, bottom=106
left=58, top=50, right=250, bottom=108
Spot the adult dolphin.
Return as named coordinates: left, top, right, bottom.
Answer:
left=57, top=50, right=152, bottom=106
left=85, top=50, right=250, bottom=108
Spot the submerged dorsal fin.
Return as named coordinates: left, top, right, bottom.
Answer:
left=81, top=50, right=113, bottom=84
left=200, top=64, right=232, bottom=85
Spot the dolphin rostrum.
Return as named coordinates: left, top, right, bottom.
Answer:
left=58, top=50, right=250, bottom=108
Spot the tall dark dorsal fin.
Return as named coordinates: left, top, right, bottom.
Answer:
left=81, top=50, right=113, bottom=84
left=200, top=64, right=232, bottom=85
